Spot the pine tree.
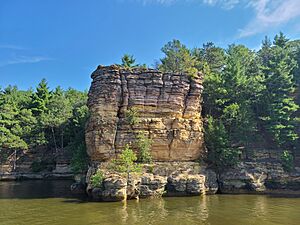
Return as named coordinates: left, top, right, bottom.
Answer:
left=159, top=39, right=198, bottom=78
left=121, top=54, right=136, bottom=68
left=260, top=33, right=299, bottom=148
left=31, top=79, right=51, bottom=116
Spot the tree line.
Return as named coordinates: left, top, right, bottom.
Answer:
left=0, top=80, right=89, bottom=173
left=157, top=32, right=300, bottom=172
left=1, top=32, right=299, bottom=174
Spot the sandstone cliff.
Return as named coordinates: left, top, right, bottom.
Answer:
left=83, top=65, right=300, bottom=202
left=86, top=65, right=204, bottom=162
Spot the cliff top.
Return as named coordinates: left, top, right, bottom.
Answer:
left=92, top=64, right=203, bottom=80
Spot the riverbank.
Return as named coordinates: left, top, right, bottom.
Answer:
left=84, top=161, right=300, bottom=201
left=1, top=180, right=300, bottom=225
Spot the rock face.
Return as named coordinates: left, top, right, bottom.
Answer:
left=219, top=161, right=300, bottom=195
left=84, top=65, right=300, bottom=201
left=0, top=147, right=73, bottom=181
left=86, top=162, right=218, bottom=202
left=85, top=65, right=204, bottom=161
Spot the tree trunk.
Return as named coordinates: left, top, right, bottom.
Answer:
left=51, top=127, right=58, bottom=156
left=13, top=149, right=17, bottom=172
left=61, top=128, right=64, bottom=151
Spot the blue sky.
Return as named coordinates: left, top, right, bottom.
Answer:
left=1, top=0, right=300, bottom=91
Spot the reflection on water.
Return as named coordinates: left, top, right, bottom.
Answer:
left=0, top=180, right=77, bottom=199
left=0, top=180, right=300, bottom=225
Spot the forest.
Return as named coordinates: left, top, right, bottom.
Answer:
left=1, top=32, right=299, bottom=173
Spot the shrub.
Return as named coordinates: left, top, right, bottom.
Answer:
left=136, top=132, right=152, bottom=163
left=125, top=107, right=140, bottom=126
left=91, top=170, right=104, bottom=188
left=281, top=150, right=294, bottom=172
left=110, top=144, right=142, bottom=179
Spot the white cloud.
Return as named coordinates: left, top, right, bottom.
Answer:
left=136, top=0, right=240, bottom=9
left=0, top=44, right=26, bottom=50
left=0, top=55, right=52, bottom=67
left=135, top=0, right=300, bottom=37
left=239, top=0, right=300, bottom=37
left=203, top=0, right=240, bottom=9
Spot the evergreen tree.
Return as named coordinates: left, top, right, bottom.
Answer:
left=31, top=79, right=51, bottom=116
left=121, top=54, right=136, bottom=68
left=42, top=87, right=72, bottom=153
left=159, top=39, right=198, bottom=78
left=259, top=33, right=299, bottom=148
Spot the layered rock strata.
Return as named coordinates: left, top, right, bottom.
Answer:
left=84, top=65, right=300, bottom=201
left=86, top=162, right=218, bottom=202
left=85, top=65, right=204, bottom=161
left=219, top=161, right=300, bottom=195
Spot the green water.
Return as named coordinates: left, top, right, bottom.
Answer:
left=0, top=181, right=300, bottom=225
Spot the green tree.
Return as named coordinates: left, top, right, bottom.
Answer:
left=68, top=98, right=89, bottom=174
left=159, top=39, right=198, bottom=78
left=42, top=87, right=72, bottom=153
left=273, top=32, right=289, bottom=48
left=259, top=33, right=299, bottom=148
left=110, top=144, right=142, bottom=180
left=121, top=54, right=136, bottom=68
left=205, top=116, right=240, bottom=172
left=193, top=42, right=226, bottom=74
left=136, top=132, right=152, bottom=163
left=31, top=79, right=51, bottom=116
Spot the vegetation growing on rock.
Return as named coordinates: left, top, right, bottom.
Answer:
left=91, top=170, right=104, bottom=188
left=136, top=132, right=153, bottom=163
left=110, top=144, right=142, bottom=179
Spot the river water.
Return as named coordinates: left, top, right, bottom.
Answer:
left=0, top=180, right=300, bottom=225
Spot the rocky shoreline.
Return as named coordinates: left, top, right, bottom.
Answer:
left=80, top=65, right=300, bottom=202
left=80, top=161, right=300, bottom=202
left=1, top=161, right=300, bottom=201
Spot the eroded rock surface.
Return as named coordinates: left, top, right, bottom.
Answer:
left=219, top=161, right=300, bottom=194
left=85, top=65, right=204, bottom=161
left=86, top=162, right=218, bottom=201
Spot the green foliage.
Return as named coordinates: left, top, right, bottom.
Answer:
left=203, top=44, right=263, bottom=146
left=205, top=116, right=241, bottom=171
left=200, top=33, right=300, bottom=172
left=159, top=39, right=198, bottom=78
left=258, top=33, right=299, bottom=148
left=91, top=170, right=104, bottom=188
left=0, top=86, right=32, bottom=151
left=121, top=54, right=136, bottom=68
left=1, top=32, right=300, bottom=178
left=136, top=132, right=153, bottom=163
left=70, top=143, right=89, bottom=174
left=193, top=42, right=226, bottom=74
left=110, top=144, right=142, bottom=178
left=0, top=79, right=89, bottom=174
left=31, top=79, right=51, bottom=116
left=281, top=150, right=294, bottom=172
left=125, top=107, right=140, bottom=126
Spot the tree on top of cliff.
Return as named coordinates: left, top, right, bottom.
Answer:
left=158, top=39, right=198, bottom=78
left=120, top=54, right=147, bottom=69
left=121, top=54, right=136, bottom=68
